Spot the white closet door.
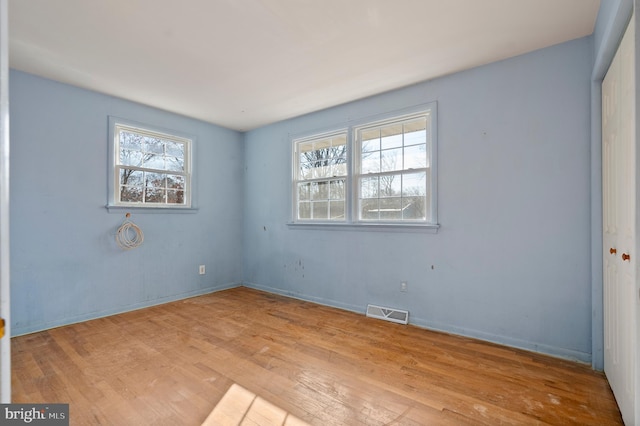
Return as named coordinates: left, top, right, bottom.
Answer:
left=602, top=10, right=638, bottom=425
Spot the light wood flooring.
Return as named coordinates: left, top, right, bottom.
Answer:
left=12, top=287, right=623, bottom=425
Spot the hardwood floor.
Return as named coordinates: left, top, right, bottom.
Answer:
left=12, top=287, right=622, bottom=425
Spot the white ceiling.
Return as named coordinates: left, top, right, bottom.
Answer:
left=9, top=0, right=600, bottom=132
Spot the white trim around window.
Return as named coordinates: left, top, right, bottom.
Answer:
left=293, top=130, right=349, bottom=222
left=290, top=103, right=438, bottom=231
left=106, top=117, right=196, bottom=212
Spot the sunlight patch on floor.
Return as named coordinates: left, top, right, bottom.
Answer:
left=202, top=383, right=310, bottom=426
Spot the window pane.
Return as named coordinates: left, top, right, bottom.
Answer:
left=402, top=172, right=426, bottom=197
left=120, top=149, right=143, bottom=166
left=298, top=182, right=311, bottom=201
left=330, top=158, right=347, bottom=177
left=312, top=201, right=328, bottom=219
left=145, top=172, right=166, bottom=188
left=404, top=118, right=427, bottom=146
left=329, top=201, right=345, bottom=219
left=404, top=144, right=427, bottom=169
left=144, top=187, right=165, bottom=203
left=165, top=141, right=184, bottom=157
left=120, top=186, right=143, bottom=203
left=299, top=162, right=313, bottom=179
left=315, top=181, right=329, bottom=200
left=167, top=189, right=185, bottom=204
left=379, top=174, right=401, bottom=197
left=302, top=158, right=338, bottom=179
left=120, top=169, right=143, bottom=186
left=361, top=151, right=380, bottom=174
left=309, top=182, right=324, bottom=200
left=167, top=174, right=185, bottom=190
left=360, top=198, right=379, bottom=220
left=166, top=156, right=184, bottom=172
left=329, top=179, right=345, bottom=200
left=120, top=131, right=142, bottom=150
left=402, top=196, right=427, bottom=220
left=379, top=197, right=402, bottom=220
left=145, top=154, right=165, bottom=170
left=298, top=202, right=311, bottom=219
left=361, top=129, right=380, bottom=152
left=380, top=124, right=403, bottom=150
left=144, top=137, right=164, bottom=154
left=381, top=148, right=402, bottom=172
left=298, top=136, right=347, bottom=179
left=360, top=176, right=379, bottom=198
left=313, top=163, right=332, bottom=179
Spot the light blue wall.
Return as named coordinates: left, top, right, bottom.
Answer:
left=10, top=70, right=244, bottom=335
left=593, top=0, right=631, bottom=78
left=243, top=37, right=594, bottom=362
left=8, top=25, right=603, bottom=364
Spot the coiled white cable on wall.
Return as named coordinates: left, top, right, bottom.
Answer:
left=116, top=213, right=144, bottom=250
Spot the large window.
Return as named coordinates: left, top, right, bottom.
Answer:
left=110, top=120, right=192, bottom=208
left=292, top=104, right=437, bottom=227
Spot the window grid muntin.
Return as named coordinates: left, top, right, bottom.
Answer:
left=114, top=124, right=191, bottom=207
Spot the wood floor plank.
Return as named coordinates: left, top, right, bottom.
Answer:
left=12, top=287, right=622, bottom=425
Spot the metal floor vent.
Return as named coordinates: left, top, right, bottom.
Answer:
left=366, top=304, right=409, bottom=325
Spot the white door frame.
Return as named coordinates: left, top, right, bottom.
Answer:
left=0, top=0, right=11, bottom=403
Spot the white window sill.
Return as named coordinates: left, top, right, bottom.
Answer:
left=286, top=222, right=439, bottom=233
left=106, top=204, right=199, bottom=214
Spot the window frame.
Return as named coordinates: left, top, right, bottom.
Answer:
left=290, top=103, right=438, bottom=230
left=292, top=129, right=350, bottom=223
left=107, top=117, right=195, bottom=212
left=353, top=110, right=435, bottom=224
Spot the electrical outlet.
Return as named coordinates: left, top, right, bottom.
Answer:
left=400, top=281, right=407, bottom=292
left=199, top=265, right=206, bottom=275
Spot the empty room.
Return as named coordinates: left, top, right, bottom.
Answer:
left=0, top=0, right=638, bottom=425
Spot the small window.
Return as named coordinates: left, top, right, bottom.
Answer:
left=294, top=131, right=348, bottom=221
left=291, top=104, right=437, bottom=227
left=110, top=121, right=192, bottom=208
